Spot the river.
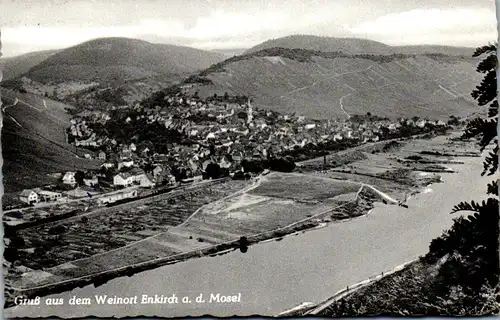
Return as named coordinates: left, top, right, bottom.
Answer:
left=5, top=156, right=490, bottom=318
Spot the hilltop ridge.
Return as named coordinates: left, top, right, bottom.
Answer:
left=23, top=37, right=226, bottom=83
left=245, top=35, right=475, bottom=56
left=0, top=49, right=60, bottom=80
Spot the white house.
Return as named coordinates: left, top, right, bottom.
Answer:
left=167, top=174, right=177, bottom=186
left=98, top=151, right=107, bottom=160
left=140, top=174, right=155, bottom=188
left=83, top=176, right=99, bottom=187
left=305, top=123, right=316, bottom=130
left=19, top=189, right=39, bottom=205
left=113, top=172, right=134, bottom=187
left=153, top=165, right=163, bottom=178
left=342, top=130, right=353, bottom=139
left=38, top=190, right=62, bottom=202
left=206, top=132, right=216, bottom=140
left=128, top=168, right=147, bottom=183
left=62, top=172, right=77, bottom=186
left=416, top=119, right=426, bottom=128
left=101, top=162, right=115, bottom=169
left=219, top=156, right=232, bottom=169
left=98, top=190, right=138, bottom=205
left=118, top=159, right=134, bottom=170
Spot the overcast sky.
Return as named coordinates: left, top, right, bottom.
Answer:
left=0, top=0, right=498, bottom=57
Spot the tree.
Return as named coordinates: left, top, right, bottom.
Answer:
left=455, top=43, right=499, bottom=278
left=237, top=111, right=247, bottom=120
left=171, top=166, right=187, bottom=182
left=380, top=126, right=391, bottom=139
left=4, top=248, right=18, bottom=262
left=10, top=235, right=25, bottom=247
left=74, top=171, right=85, bottom=186
left=448, top=115, right=460, bottom=126
left=205, top=162, right=222, bottom=179
left=427, top=43, right=499, bottom=310
left=269, top=157, right=296, bottom=172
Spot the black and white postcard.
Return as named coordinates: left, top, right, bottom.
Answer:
left=1, top=0, right=499, bottom=317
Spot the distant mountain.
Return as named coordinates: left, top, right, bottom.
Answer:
left=0, top=49, right=60, bottom=80
left=211, top=48, right=248, bottom=57
left=179, top=47, right=482, bottom=120
left=245, top=35, right=476, bottom=57
left=245, top=35, right=394, bottom=55
left=1, top=88, right=100, bottom=192
left=23, top=37, right=226, bottom=83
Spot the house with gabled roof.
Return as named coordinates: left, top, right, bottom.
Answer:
left=19, top=189, right=39, bottom=205
left=98, top=151, right=107, bottom=160
left=153, top=165, right=163, bottom=178
left=62, top=172, right=77, bottom=186
left=118, top=158, right=134, bottom=170
left=140, top=174, right=155, bottom=188
left=38, top=190, right=63, bottom=202
left=113, top=172, right=134, bottom=187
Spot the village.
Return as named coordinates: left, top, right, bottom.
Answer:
left=10, top=89, right=455, bottom=224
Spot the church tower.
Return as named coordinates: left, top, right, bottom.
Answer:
left=247, top=98, right=253, bottom=124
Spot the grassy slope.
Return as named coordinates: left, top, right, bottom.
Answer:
left=1, top=88, right=100, bottom=192
left=24, top=37, right=225, bottom=83
left=186, top=52, right=481, bottom=120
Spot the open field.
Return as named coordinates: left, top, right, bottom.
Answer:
left=6, top=171, right=374, bottom=292
left=10, top=180, right=251, bottom=273
left=250, top=172, right=361, bottom=201
left=6, top=179, right=252, bottom=287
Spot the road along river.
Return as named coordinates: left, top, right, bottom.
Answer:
left=6, top=156, right=489, bottom=318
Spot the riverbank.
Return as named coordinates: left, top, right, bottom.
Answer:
left=312, top=254, right=498, bottom=316
left=278, top=258, right=420, bottom=317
